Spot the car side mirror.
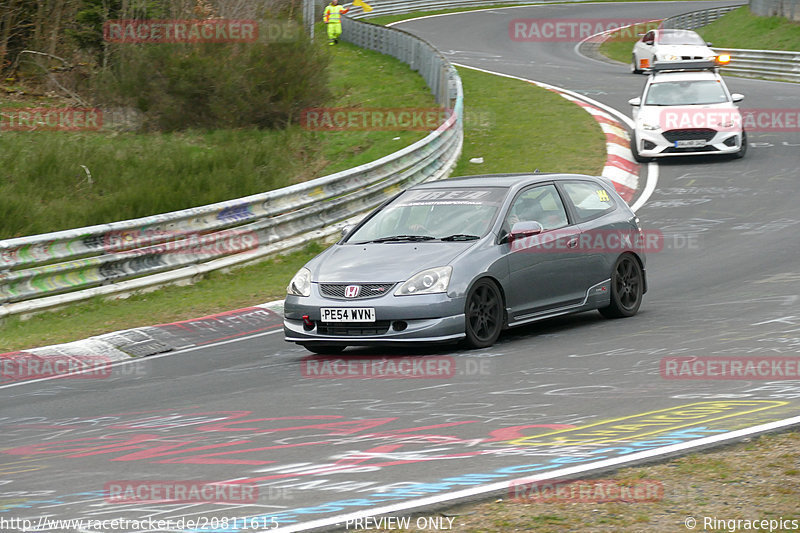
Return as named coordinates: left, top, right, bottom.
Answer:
left=706, top=41, right=713, bottom=46
left=509, top=221, right=543, bottom=241
left=731, top=93, right=744, bottom=103
left=628, top=97, right=641, bottom=107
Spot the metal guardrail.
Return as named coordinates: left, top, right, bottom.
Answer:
left=661, top=4, right=800, bottom=83
left=346, top=0, right=586, bottom=19
left=659, top=4, right=744, bottom=30
left=0, top=18, right=463, bottom=317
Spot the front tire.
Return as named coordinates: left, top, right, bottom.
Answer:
left=734, top=130, right=747, bottom=159
left=303, top=345, right=346, bottom=355
left=631, top=135, right=651, bottom=163
left=600, top=254, right=644, bottom=319
left=464, top=279, right=503, bottom=348
left=631, top=54, right=643, bottom=74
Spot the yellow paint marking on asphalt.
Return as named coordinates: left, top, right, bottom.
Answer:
left=511, top=401, right=788, bottom=446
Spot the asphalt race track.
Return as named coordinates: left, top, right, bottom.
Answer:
left=2, top=2, right=800, bottom=532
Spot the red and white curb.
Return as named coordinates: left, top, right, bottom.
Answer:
left=545, top=89, right=639, bottom=202
left=0, top=302, right=285, bottom=388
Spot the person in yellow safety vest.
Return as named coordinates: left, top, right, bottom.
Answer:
left=324, top=0, right=349, bottom=45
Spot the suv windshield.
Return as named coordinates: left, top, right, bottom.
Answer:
left=645, top=80, right=728, bottom=106
left=347, top=188, right=506, bottom=243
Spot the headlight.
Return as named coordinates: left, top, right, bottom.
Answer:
left=641, top=121, right=660, bottom=131
left=287, top=267, right=312, bottom=297
left=659, top=54, right=680, bottom=61
left=395, top=266, right=452, bottom=296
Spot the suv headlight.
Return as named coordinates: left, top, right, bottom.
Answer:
left=287, top=267, right=312, bottom=297
left=395, top=266, right=452, bottom=296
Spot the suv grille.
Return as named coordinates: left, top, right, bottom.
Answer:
left=320, top=283, right=395, bottom=300
left=663, top=128, right=716, bottom=142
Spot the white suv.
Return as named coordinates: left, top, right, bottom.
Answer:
left=628, top=61, right=746, bottom=162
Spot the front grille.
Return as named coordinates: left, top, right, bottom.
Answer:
left=663, top=145, right=720, bottom=153
left=663, top=129, right=716, bottom=142
left=317, top=321, right=391, bottom=336
left=320, top=283, right=395, bottom=300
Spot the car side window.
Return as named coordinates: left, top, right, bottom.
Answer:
left=506, top=184, right=569, bottom=231
left=561, top=181, right=617, bottom=223
left=644, top=31, right=654, bottom=45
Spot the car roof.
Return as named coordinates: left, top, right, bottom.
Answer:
left=657, top=29, right=700, bottom=36
left=410, top=173, right=604, bottom=190
left=650, top=70, right=720, bottom=83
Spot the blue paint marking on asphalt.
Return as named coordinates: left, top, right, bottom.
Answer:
left=188, top=426, right=727, bottom=531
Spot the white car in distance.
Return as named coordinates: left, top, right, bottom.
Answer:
left=632, top=29, right=717, bottom=74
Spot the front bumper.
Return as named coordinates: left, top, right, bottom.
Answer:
left=635, top=129, right=743, bottom=158
left=284, top=288, right=467, bottom=345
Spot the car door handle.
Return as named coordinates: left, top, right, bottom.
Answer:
left=567, top=238, right=579, bottom=249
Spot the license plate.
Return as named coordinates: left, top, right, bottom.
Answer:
left=674, top=139, right=706, bottom=148
left=321, top=308, right=376, bottom=322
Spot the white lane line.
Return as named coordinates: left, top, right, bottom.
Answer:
left=0, top=328, right=283, bottom=391
left=274, top=414, right=800, bottom=532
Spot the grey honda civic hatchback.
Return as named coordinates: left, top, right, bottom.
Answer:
left=284, top=173, right=647, bottom=353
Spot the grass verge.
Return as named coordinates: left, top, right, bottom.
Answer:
left=0, top=40, right=433, bottom=238
left=696, top=6, right=800, bottom=51
left=0, top=65, right=606, bottom=352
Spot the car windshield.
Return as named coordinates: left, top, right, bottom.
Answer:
left=658, top=30, right=706, bottom=46
left=346, top=187, right=507, bottom=243
left=644, top=80, right=729, bottom=106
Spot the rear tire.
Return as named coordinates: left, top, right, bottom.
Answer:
left=600, top=254, right=644, bottom=319
left=464, top=279, right=503, bottom=348
left=303, top=345, right=346, bottom=355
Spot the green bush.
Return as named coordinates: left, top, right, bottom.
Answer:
left=93, top=33, right=330, bottom=131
